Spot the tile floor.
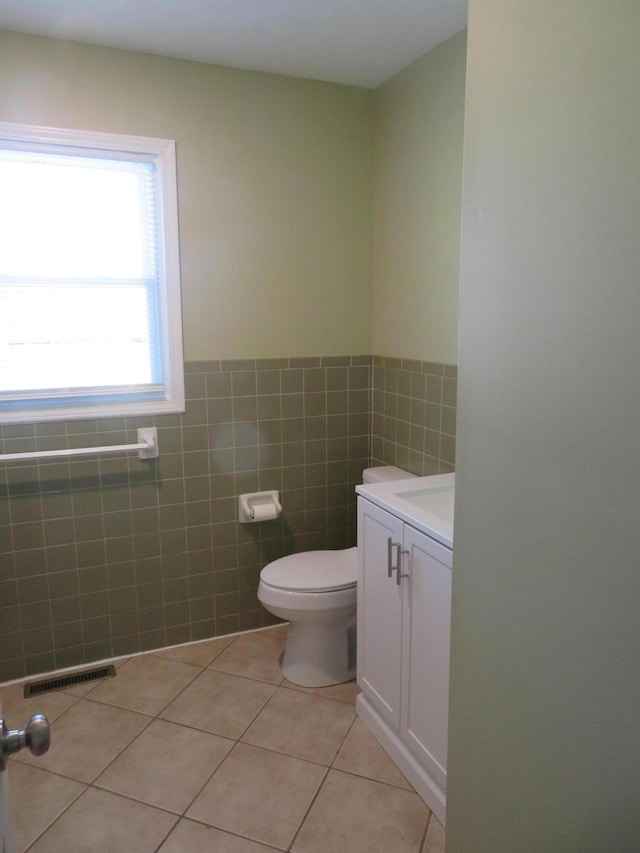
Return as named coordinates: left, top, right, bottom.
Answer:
left=2, top=626, right=445, bottom=852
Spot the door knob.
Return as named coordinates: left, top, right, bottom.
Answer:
left=0, top=714, right=51, bottom=772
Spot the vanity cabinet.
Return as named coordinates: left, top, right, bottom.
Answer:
left=356, top=496, right=452, bottom=824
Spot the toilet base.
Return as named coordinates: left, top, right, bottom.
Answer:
left=282, top=619, right=356, bottom=687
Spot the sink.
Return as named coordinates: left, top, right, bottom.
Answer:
left=394, top=484, right=455, bottom=523
left=356, top=472, right=455, bottom=547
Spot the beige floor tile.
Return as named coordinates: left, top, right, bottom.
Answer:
left=28, top=787, right=177, bottom=853
left=84, top=653, right=200, bottom=715
left=283, top=676, right=360, bottom=704
left=291, top=769, right=429, bottom=853
left=14, top=697, right=150, bottom=782
left=3, top=635, right=435, bottom=851
left=8, top=762, right=86, bottom=852
left=0, top=681, right=78, bottom=725
left=95, top=718, right=232, bottom=813
left=422, top=814, right=446, bottom=852
left=161, top=668, right=276, bottom=739
left=187, top=742, right=326, bottom=849
left=158, top=819, right=278, bottom=853
left=333, top=716, right=412, bottom=789
left=242, top=686, right=355, bottom=765
left=208, top=630, right=285, bottom=685
left=154, top=635, right=234, bottom=667
left=64, top=680, right=110, bottom=697
left=15, top=699, right=149, bottom=782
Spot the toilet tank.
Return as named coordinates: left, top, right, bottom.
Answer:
left=362, top=466, right=417, bottom=484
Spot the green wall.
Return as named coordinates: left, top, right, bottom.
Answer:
left=0, top=27, right=467, bottom=366
left=372, top=31, right=466, bottom=364
left=449, top=2, right=640, bottom=850
left=0, top=29, right=373, bottom=360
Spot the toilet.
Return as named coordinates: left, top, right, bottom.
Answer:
left=257, top=466, right=417, bottom=687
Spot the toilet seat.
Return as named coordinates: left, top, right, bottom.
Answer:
left=260, top=547, right=357, bottom=593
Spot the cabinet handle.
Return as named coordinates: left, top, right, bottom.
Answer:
left=396, top=546, right=410, bottom=586
left=387, top=537, right=395, bottom=577
left=387, top=538, right=409, bottom=584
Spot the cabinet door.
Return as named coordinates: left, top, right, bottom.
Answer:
left=357, top=498, right=404, bottom=731
left=401, top=524, right=452, bottom=794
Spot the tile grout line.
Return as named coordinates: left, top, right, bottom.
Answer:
left=23, top=777, right=88, bottom=853
left=153, top=814, right=288, bottom=853
left=285, top=763, right=332, bottom=852
left=420, top=810, right=436, bottom=853
left=282, top=689, right=358, bottom=851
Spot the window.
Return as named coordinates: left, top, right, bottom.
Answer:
left=0, top=122, right=184, bottom=424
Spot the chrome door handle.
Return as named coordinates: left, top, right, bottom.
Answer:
left=0, top=714, right=50, bottom=772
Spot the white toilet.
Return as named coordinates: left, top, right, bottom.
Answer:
left=257, top=466, right=416, bottom=687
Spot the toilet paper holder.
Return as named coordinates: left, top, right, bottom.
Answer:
left=238, top=490, right=282, bottom=523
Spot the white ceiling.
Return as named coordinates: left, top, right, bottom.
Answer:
left=0, top=0, right=467, bottom=89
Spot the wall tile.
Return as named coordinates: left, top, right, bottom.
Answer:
left=370, top=357, right=457, bottom=477
left=0, top=354, right=455, bottom=680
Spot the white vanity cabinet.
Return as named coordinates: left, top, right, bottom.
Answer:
left=356, top=494, right=452, bottom=825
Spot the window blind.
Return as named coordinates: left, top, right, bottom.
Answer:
left=0, top=148, right=163, bottom=400
left=0, top=122, right=183, bottom=426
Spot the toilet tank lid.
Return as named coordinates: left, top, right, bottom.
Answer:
left=362, top=466, right=417, bottom=483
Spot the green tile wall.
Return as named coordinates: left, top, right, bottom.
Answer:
left=0, top=354, right=456, bottom=682
left=371, top=357, right=456, bottom=476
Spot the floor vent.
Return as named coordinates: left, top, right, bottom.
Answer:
left=24, top=664, right=116, bottom=698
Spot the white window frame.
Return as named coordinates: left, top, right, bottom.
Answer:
left=0, top=121, right=185, bottom=425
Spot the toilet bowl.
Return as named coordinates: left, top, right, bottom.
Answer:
left=258, top=548, right=358, bottom=687
left=257, top=466, right=416, bottom=687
